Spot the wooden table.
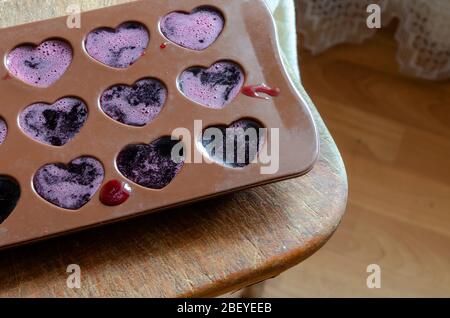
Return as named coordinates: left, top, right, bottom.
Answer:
left=0, top=0, right=348, bottom=297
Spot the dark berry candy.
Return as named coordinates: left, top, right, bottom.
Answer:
left=0, top=176, right=21, bottom=224
left=19, top=97, right=88, bottom=146
left=201, top=119, right=265, bottom=168
left=117, top=137, right=184, bottom=189
left=6, top=39, right=72, bottom=88
left=33, top=157, right=104, bottom=210
left=100, top=78, right=166, bottom=127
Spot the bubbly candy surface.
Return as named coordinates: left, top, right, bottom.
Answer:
left=19, top=97, right=88, bottom=146
left=178, top=61, right=244, bottom=109
left=85, top=22, right=149, bottom=68
left=33, top=157, right=104, bottom=210
left=6, top=39, right=72, bottom=88
left=160, top=7, right=224, bottom=51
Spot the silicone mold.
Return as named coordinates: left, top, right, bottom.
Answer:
left=0, top=0, right=318, bottom=250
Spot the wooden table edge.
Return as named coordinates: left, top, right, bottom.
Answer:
left=184, top=87, right=349, bottom=297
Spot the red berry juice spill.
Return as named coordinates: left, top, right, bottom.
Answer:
left=100, top=180, right=131, bottom=206
left=242, top=85, right=281, bottom=99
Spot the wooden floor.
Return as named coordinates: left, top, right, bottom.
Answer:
left=262, top=26, right=450, bottom=297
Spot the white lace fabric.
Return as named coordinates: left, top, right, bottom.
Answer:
left=298, top=0, right=450, bottom=80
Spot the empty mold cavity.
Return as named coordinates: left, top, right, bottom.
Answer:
left=100, top=78, right=166, bottom=127
left=85, top=22, right=149, bottom=68
left=6, top=39, right=73, bottom=88
left=19, top=97, right=88, bottom=147
left=0, top=176, right=20, bottom=224
left=33, top=156, right=104, bottom=210
left=116, top=137, right=184, bottom=189
left=198, top=118, right=265, bottom=168
left=178, top=60, right=245, bottom=109
left=0, top=118, right=7, bottom=145
left=160, top=6, right=224, bottom=51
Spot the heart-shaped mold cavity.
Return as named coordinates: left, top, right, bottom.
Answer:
left=85, top=22, right=149, bottom=69
left=0, top=176, right=20, bottom=224
left=6, top=39, right=72, bottom=88
left=0, top=118, right=7, bottom=146
left=117, top=137, right=184, bottom=189
left=100, top=78, right=166, bottom=127
left=199, top=119, right=265, bottom=168
left=33, top=157, right=104, bottom=210
left=178, top=61, right=244, bottom=109
left=160, top=6, right=224, bottom=51
left=19, top=97, right=88, bottom=147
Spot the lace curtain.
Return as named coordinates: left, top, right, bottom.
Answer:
left=2, top=0, right=448, bottom=80
left=297, top=0, right=450, bottom=80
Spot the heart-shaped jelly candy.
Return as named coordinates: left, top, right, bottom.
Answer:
left=117, top=137, right=184, bottom=189
left=19, top=97, right=88, bottom=146
left=33, top=157, right=104, bottom=210
left=0, top=176, right=20, bottom=224
left=178, top=61, right=244, bottom=109
left=100, top=78, right=166, bottom=127
left=85, top=22, right=149, bottom=68
left=200, top=119, right=265, bottom=168
left=161, top=7, right=224, bottom=51
left=0, top=118, right=7, bottom=146
left=6, top=39, right=72, bottom=88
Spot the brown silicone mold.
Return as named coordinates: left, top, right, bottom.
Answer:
left=0, top=0, right=318, bottom=250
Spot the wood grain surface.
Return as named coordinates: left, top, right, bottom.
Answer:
left=263, top=22, right=450, bottom=297
left=0, top=0, right=347, bottom=297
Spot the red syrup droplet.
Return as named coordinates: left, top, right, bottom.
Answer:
left=2, top=73, right=12, bottom=80
left=100, top=180, right=131, bottom=206
left=242, top=84, right=281, bottom=99
left=160, top=43, right=167, bottom=49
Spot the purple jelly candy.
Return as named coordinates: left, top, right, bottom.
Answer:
left=33, top=157, right=104, bottom=210
left=117, top=137, right=184, bottom=189
left=160, top=7, right=224, bottom=51
left=85, top=22, right=149, bottom=68
left=6, top=39, right=72, bottom=88
left=100, top=78, right=166, bottom=127
left=19, top=97, right=88, bottom=147
left=178, top=61, right=245, bottom=109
